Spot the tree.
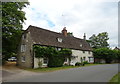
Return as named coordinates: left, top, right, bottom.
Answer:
left=88, top=32, right=109, bottom=49
left=67, top=32, right=73, bottom=36
left=2, top=2, right=29, bottom=63
left=117, top=50, right=120, bottom=62
left=93, top=48, right=117, bottom=63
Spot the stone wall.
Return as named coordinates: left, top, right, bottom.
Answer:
left=17, top=31, right=33, bottom=68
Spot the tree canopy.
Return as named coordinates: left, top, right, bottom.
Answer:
left=93, top=48, right=119, bottom=63
left=2, top=2, right=29, bottom=62
left=88, top=32, right=109, bottom=49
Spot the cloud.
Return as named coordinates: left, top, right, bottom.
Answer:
left=22, top=0, right=119, bottom=48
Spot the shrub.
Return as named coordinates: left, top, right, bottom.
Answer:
left=83, top=61, right=89, bottom=64
left=75, top=62, right=81, bottom=66
left=64, top=63, right=69, bottom=66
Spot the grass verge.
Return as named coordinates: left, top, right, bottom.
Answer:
left=24, top=64, right=104, bottom=72
left=109, top=72, right=120, bottom=84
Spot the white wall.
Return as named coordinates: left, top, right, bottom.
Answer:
left=34, top=57, right=47, bottom=68
left=34, top=49, right=94, bottom=68
left=70, top=49, right=94, bottom=65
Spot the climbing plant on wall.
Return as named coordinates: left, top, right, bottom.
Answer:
left=33, top=45, right=72, bottom=67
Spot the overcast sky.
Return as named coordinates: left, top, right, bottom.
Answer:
left=23, top=0, right=119, bottom=48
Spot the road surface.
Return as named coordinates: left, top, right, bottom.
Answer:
left=4, top=64, right=119, bottom=82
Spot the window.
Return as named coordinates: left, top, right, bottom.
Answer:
left=21, top=56, right=25, bottom=62
left=64, top=58, right=67, bottom=62
left=83, top=57, right=86, bottom=62
left=21, top=44, right=26, bottom=52
left=89, top=57, right=94, bottom=63
left=88, top=51, right=91, bottom=54
left=22, top=34, right=26, bottom=40
left=80, top=44, right=83, bottom=47
left=57, top=48, right=61, bottom=51
left=83, top=51, right=85, bottom=53
left=43, top=58, right=48, bottom=64
left=57, top=38, right=62, bottom=43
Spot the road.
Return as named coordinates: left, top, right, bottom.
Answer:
left=5, top=64, right=119, bottom=82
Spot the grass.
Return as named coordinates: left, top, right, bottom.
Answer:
left=24, top=64, right=105, bottom=72
left=109, top=72, right=120, bottom=84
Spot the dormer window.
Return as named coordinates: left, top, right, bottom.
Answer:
left=80, top=44, right=83, bottom=47
left=57, top=38, right=62, bottom=43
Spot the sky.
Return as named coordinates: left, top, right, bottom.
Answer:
left=23, top=0, right=119, bottom=48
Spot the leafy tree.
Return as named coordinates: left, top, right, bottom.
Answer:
left=89, top=32, right=109, bottom=49
left=117, top=50, right=120, bottom=62
left=93, top=48, right=117, bottom=63
left=67, top=32, right=73, bottom=36
left=2, top=2, right=29, bottom=62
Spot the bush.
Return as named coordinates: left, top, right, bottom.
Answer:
left=75, top=62, right=81, bottom=66
left=64, top=63, right=69, bottom=66
left=83, top=61, right=89, bottom=64
left=48, top=52, right=64, bottom=67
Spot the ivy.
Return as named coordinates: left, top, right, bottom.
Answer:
left=33, top=45, right=72, bottom=67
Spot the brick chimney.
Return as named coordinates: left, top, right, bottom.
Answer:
left=62, top=27, right=67, bottom=37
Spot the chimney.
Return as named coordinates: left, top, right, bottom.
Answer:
left=83, top=33, right=86, bottom=40
left=62, top=27, right=67, bottom=37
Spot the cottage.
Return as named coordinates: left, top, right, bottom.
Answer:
left=17, top=25, right=94, bottom=68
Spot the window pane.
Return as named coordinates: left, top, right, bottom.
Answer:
left=43, top=58, right=48, bottom=64
left=21, top=56, right=25, bottom=62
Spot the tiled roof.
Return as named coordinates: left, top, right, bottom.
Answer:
left=26, top=25, right=92, bottom=51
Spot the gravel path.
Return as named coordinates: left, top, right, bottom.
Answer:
left=2, top=62, right=43, bottom=82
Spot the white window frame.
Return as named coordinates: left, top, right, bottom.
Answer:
left=21, top=56, right=25, bottom=62
left=58, top=48, right=61, bottom=51
left=80, top=44, right=83, bottom=47
left=43, top=58, right=48, bottom=64
left=57, top=38, right=62, bottom=43
left=21, top=44, right=26, bottom=52
left=89, top=57, right=94, bottom=63
left=22, top=34, right=26, bottom=40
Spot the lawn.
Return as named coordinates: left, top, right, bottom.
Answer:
left=109, top=72, right=120, bottom=84
left=24, top=64, right=104, bottom=72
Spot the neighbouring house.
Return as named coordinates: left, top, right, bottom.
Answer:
left=17, top=25, right=94, bottom=68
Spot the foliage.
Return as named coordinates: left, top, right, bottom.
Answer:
left=83, top=61, right=89, bottom=64
left=117, top=50, right=120, bottom=59
left=67, top=32, right=73, bottom=36
left=33, top=45, right=72, bottom=67
left=2, top=2, right=29, bottom=62
left=109, top=72, right=120, bottom=83
left=88, top=32, right=109, bottom=49
left=75, top=62, right=81, bottom=66
left=33, top=45, right=47, bottom=58
left=93, top=48, right=118, bottom=63
left=38, top=60, right=42, bottom=68
left=59, top=49, right=72, bottom=65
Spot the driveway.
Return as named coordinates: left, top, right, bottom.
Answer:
left=4, top=64, right=118, bottom=82
left=2, top=62, right=41, bottom=82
